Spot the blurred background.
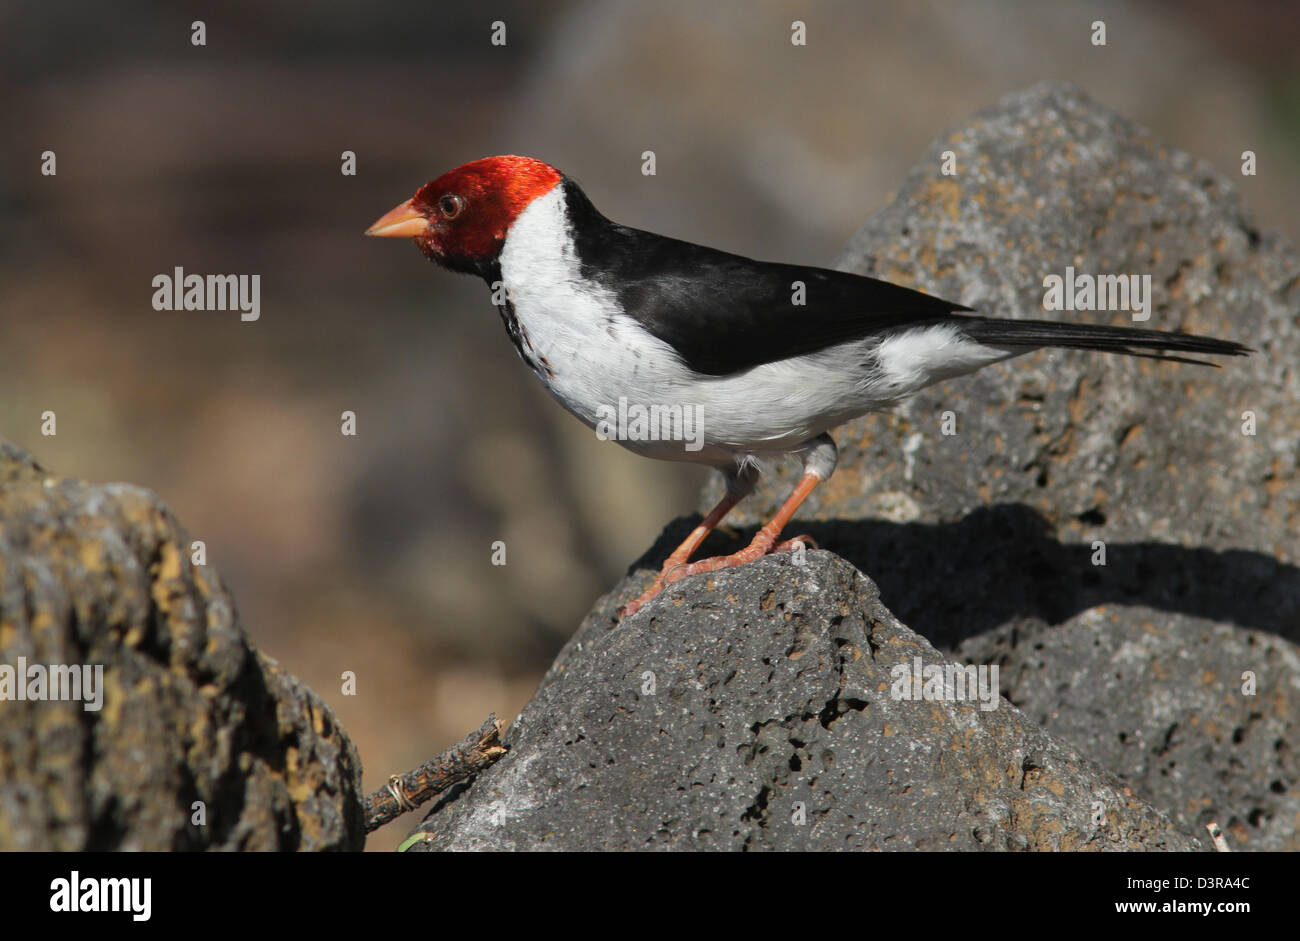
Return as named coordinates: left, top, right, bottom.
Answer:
left=2, top=0, right=1297, bottom=848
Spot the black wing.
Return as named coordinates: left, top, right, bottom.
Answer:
left=563, top=179, right=971, bottom=376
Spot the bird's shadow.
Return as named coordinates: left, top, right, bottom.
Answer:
left=636, top=503, right=1300, bottom=649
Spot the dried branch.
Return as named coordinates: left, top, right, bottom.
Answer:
left=364, top=714, right=507, bottom=833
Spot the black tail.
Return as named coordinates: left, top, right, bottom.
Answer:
left=956, top=316, right=1253, bottom=368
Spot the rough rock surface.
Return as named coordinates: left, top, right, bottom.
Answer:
left=415, top=83, right=1297, bottom=851
left=411, top=553, right=1199, bottom=850
left=0, top=439, right=364, bottom=850
left=709, top=82, right=1300, bottom=850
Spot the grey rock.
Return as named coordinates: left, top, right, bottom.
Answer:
left=960, top=615, right=1300, bottom=852
left=412, top=552, right=1201, bottom=851
left=0, top=439, right=365, bottom=850
left=710, top=82, right=1300, bottom=850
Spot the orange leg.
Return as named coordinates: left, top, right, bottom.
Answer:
left=620, top=490, right=742, bottom=617
left=621, top=471, right=822, bottom=618
left=662, top=472, right=821, bottom=585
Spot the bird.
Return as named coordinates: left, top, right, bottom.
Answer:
left=366, top=155, right=1251, bottom=618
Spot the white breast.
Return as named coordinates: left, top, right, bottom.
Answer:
left=498, top=187, right=698, bottom=441
left=497, top=188, right=1015, bottom=466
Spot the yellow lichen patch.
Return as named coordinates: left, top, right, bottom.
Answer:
left=922, top=177, right=963, bottom=222
left=189, top=712, right=212, bottom=748
left=1269, top=690, right=1288, bottom=719
left=98, top=673, right=126, bottom=726
left=156, top=541, right=183, bottom=581
left=78, top=540, right=105, bottom=572
left=918, top=242, right=937, bottom=275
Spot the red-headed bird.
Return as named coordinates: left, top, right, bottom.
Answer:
left=367, top=156, right=1249, bottom=617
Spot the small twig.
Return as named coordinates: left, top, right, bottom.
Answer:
left=364, top=714, right=507, bottom=833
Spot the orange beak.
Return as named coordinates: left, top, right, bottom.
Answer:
left=365, top=199, right=428, bottom=238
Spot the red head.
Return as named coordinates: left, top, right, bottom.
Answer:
left=366, top=156, right=563, bottom=273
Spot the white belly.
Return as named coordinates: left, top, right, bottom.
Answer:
left=497, top=187, right=1014, bottom=466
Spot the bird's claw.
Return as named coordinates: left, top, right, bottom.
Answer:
left=619, top=534, right=815, bottom=620
left=773, top=533, right=817, bottom=553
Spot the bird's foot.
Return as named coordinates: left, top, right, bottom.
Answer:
left=662, top=533, right=813, bottom=584
left=618, top=533, right=815, bottom=619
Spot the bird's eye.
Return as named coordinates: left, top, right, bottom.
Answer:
left=439, top=195, right=464, bottom=219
